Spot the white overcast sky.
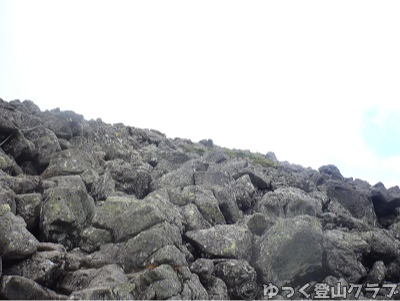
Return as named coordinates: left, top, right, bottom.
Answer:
left=1, top=1, right=400, bottom=188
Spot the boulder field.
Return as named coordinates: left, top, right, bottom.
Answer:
left=1, top=98, right=400, bottom=300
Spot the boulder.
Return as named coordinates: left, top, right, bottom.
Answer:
left=254, top=216, right=323, bottom=287
left=40, top=186, right=95, bottom=249
left=0, top=130, right=35, bottom=162
left=185, top=224, right=253, bottom=262
left=0, top=275, right=67, bottom=300
left=0, top=204, right=39, bottom=260
left=15, top=193, right=42, bottom=231
left=90, top=171, right=116, bottom=201
left=0, top=148, right=22, bottom=175
left=0, top=187, right=16, bottom=214
left=181, top=203, right=212, bottom=231
left=233, top=174, right=257, bottom=210
left=256, top=187, right=322, bottom=218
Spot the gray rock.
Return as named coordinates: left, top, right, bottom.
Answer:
left=194, top=171, right=232, bottom=186
left=254, top=216, right=323, bottom=287
left=93, top=196, right=168, bottom=242
left=205, top=277, right=228, bottom=300
left=361, top=228, right=400, bottom=261
left=68, top=283, right=137, bottom=300
left=90, top=171, right=116, bottom=201
left=185, top=224, right=253, bottom=261
left=15, top=193, right=41, bottom=231
left=181, top=203, right=212, bottom=231
left=244, top=212, right=275, bottom=236
left=319, top=164, right=344, bottom=180
left=233, top=174, right=256, bottom=210
left=1, top=130, right=35, bottom=162
left=79, top=226, right=113, bottom=252
left=210, top=185, right=242, bottom=224
left=0, top=174, right=40, bottom=194
left=24, top=126, right=61, bottom=169
left=3, top=249, right=65, bottom=287
left=256, top=187, right=322, bottom=218
left=367, top=261, right=387, bottom=283
left=40, top=187, right=95, bottom=249
left=0, top=187, right=16, bottom=214
left=41, top=149, right=95, bottom=179
left=324, top=180, right=377, bottom=225
left=0, top=275, right=67, bottom=300
left=145, top=245, right=187, bottom=268
left=60, top=264, right=127, bottom=294
left=105, top=159, right=152, bottom=199
left=181, top=273, right=209, bottom=300
left=0, top=148, right=22, bottom=175
left=135, top=264, right=182, bottom=300
left=213, top=259, right=257, bottom=299
left=0, top=100, right=42, bottom=132
left=0, top=204, right=39, bottom=259
left=323, top=229, right=369, bottom=282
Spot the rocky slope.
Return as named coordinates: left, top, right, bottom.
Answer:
left=1, top=98, right=400, bottom=300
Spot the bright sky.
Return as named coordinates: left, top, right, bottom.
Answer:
left=1, top=1, right=400, bottom=188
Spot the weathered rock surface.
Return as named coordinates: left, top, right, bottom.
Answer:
left=1, top=98, right=400, bottom=300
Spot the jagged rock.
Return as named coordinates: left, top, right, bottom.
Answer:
left=0, top=148, right=22, bottom=175
left=90, top=171, right=116, bottom=201
left=105, top=159, right=152, bottom=199
left=181, top=203, right=212, bottom=231
left=79, top=226, right=113, bottom=252
left=0, top=187, right=16, bottom=214
left=145, top=245, right=187, bottom=268
left=190, top=186, right=226, bottom=225
left=194, top=170, right=232, bottom=186
left=213, top=259, right=257, bottom=299
left=0, top=275, right=67, bottom=300
left=3, top=249, right=66, bottom=287
left=233, top=174, right=257, bottom=211
left=185, top=224, right=253, bottom=261
left=323, top=229, right=370, bottom=282
left=93, top=196, right=169, bottom=242
left=367, top=261, right=387, bottom=283
left=0, top=204, right=39, bottom=260
left=180, top=273, right=210, bottom=300
left=59, top=264, right=127, bottom=294
left=1, top=130, right=35, bottom=162
left=152, top=159, right=208, bottom=190
left=10, top=99, right=41, bottom=115
left=318, top=164, right=344, bottom=180
left=24, top=126, right=61, bottom=169
left=243, top=212, right=275, bottom=236
left=256, top=187, right=322, bottom=218
left=68, top=283, right=137, bottom=300
left=0, top=99, right=42, bottom=132
left=254, top=216, right=323, bottom=287
left=0, top=174, right=40, bottom=194
left=210, top=185, right=242, bottom=224
left=15, top=193, right=41, bottom=231
left=41, top=149, right=95, bottom=179
left=360, top=228, right=400, bottom=262
left=324, top=180, right=377, bottom=225
left=40, top=186, right=95, bottom=249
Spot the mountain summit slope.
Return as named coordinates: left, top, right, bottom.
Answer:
left=1, top=98, right=400, bottom=300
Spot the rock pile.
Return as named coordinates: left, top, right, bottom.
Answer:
left=1, top=98, right=400, bottom=300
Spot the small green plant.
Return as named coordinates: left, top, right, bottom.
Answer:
left=180, top=145, right=206, bottom=156
left=222, top=148, right=278, bottom=168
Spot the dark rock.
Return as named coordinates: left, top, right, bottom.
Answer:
left=323, top=229, right=369, bottom=282
left=194, top=171, right=232, bottom=186
left=0, top=130, right=35, bottom=162
left=185, top=224, right=253, bottom=261
left=90, top=171, right=116, bottom=201
left=254, top=216, right=323, bottom=287
left=3, top=249, right=66, bottom=287
left=79, top=226, right=113, bottom=252
left=15, top=193, right=42, bottom=231
left=0, top=174, right=40, bottom=194
left=233, top=174, right=257, bottom=210
left=180, top=273, right=210, bottom=299
left=0, top=148, right=22, bottom=175
left=324, top=180, right=377, bottom=225
left=41, top=149, right=95, bottom=179
left=361, top=229, right=400, bottom=262
left=213, top=259, right=257, bottom=299
left=210, top=185, right=242, bottom=224
left=105, top=159, right=152, bottom=199
left=319, top=164, right=344, bottom=180
left=256, top=187, right=322, bottom=218
left=367, top=261, right=387, bottom=283
left=244, top=212, right=275, bottom=236
left=24, top=126, right=61, bottom=169
left=0, top=187, right=16, bottom=214
left=0, top=275, right=67, bottom=300
left=59, top=264, right=127, bottom=294
left=0, top=204, right=39, bottom=260
left=40, top=186, right=95, bottom=249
